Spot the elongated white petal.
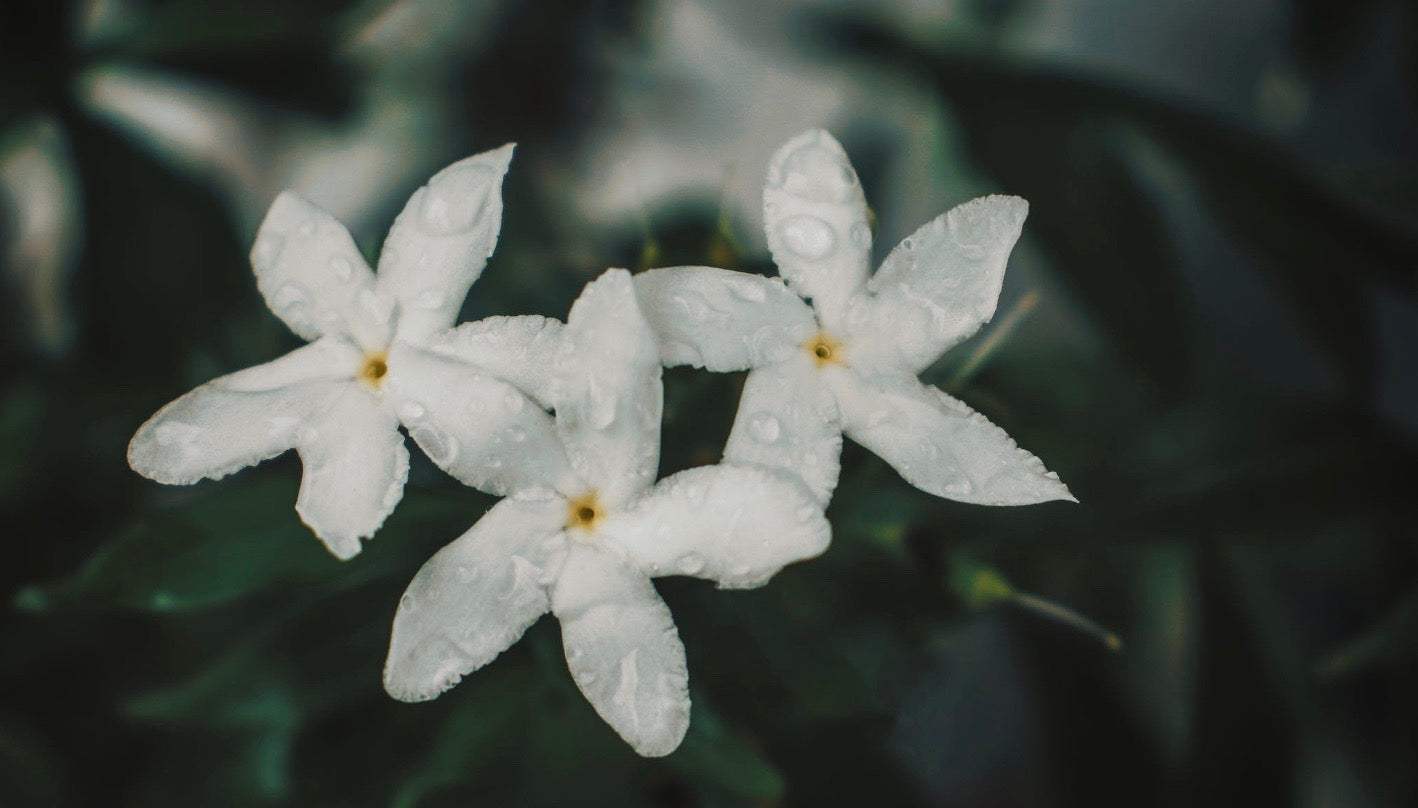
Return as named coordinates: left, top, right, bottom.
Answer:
left=552, top=543, right=690, bottom=757
left=249, top=192, right=393, bottom=350
left=421, top=315, right=563, bottom=408
left=607, top=464, right=830, bottom=589
left=294, top=386, right=409, bottom=559
left=376, top=145, right=514, bottom=343
left=844, top=195, right=1028, bottom=373
left=386, top=342, right=576, bottom=497
left=128, top=339, right=360, bottom=485
left=0, top=116, right=80, bottom=355
left=763, top=129, right=871, bottom=329
left=552, top=269, right=662, bottom=507
left=825, top=369, right=1074, bottom=505
left=632, top=266, right=816, bottom=371
left=384, top=498, right=567, bottom=702
left=722, top=357, right=842, bottom=504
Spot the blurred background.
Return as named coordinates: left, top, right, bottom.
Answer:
left=3, top=0, right=1417, bottom=805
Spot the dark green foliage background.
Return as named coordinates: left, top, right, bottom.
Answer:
left=3, top=0, right=1418, bottom=805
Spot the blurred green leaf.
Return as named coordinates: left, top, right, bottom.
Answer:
left=668, top=692, right=784, bottom=802
left=16, top=475, right=481, bottom=612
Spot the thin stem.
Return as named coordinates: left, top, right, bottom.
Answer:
left=1014, top=591, right=1124, bottom=653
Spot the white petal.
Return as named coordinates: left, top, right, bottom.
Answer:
left=376, top=145, right=514, bottom=344
left=552, top=543, right=690, bottom=757
left=632, top=266, right=817, bottom=371
left=128, top=339, right=360, bottom=485
left=552, top=269, right=662, bottom=507
left=0, top=116, right=81, bottom=355
left=606, top=464, right=830, bottom=589
left=386, top=342, right=577, bottom=497
left=249, top=191, right=392, bottom=350
left=294, top=386, right=411, bottom=559
left=763, top=129, right=871, bottom=329
left=384, top=498, right=567, bottom=702
left=421, top=315, right=564, bottom=408
left=825, top=369, right=1075, bottom=505
left=722, top=357, right=842, bottom=504
left=844, top=195, right=1028, bottom=373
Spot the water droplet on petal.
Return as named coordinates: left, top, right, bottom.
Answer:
left=418, top=164, right=495, bottom=235
left=328, top=255, right=354, bottom=281
left=850, top=222, right=871, bottom=249
left=778, top=215, right=836, bottom=260
left=410, top=425, right=458, bottom=466
left=415, top=289, right=446, bottom=310
left=726, top=278, right=767, bottom=303
left=584, top=376, right=617, bottom=429
left=575, top=670, right=598, bottom=685
left=507, top=427, right=526, bottom=443
left=747, top=411, right=781, bottom=443
left=677, top=553, right=706, bottom=574
left=251, top=233, right=285, bottom=271
left=503, top=391, right=526, bottom=414
left=397, top=400, right=426, bottom=421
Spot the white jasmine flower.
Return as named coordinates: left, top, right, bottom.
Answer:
left=383, top=269, right=830, bottom=757
left=634, top=129, right=1074, bottom=507
left=128, top=145, right=565, bottom=560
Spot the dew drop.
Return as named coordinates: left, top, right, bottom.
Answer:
left=503, top=391, right=526, bottom=414
left=251, top=233, right=285, bottom=272
left=850, top=221, right=871, bottom=249
left=507, top=427, right=527, bottom=443
left=575, top=670, right=598, bottom=685
left=410, top=425, right=458, bottom=466
left=418, top=164, right=494, bottom=235
left=726, top=278, right=767, bottom=303
left=328, top=255, right=354, bottom=281
left=747, top=411, right=781, bottom=443
left=778, top=215, right=836, bottom=260
left=397, top=400, right=426, bottom=421
left=415, top=289, right=446, bottom=310
left=677, top=553, right=706, bottom=574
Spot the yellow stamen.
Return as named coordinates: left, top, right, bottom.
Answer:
left=804, top=333, right=843, bottom=367
left=359, top=351, right=389, bottom=388
left=565, top=491, right=602, bottom=534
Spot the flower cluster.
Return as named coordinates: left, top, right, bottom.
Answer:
left=128, top=130, right=1072, bottom=756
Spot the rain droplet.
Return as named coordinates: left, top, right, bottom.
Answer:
left=507, top=427, right=527, bottom=443
left=418, top=164, right=495, bottom=235
left=410, top=425, right=458, bottom=466
left=677, top=553, right=706, bottom=574
left=503, top=391, right=526, bottom=414
left=726, top=278, right=767, bottom=303
left=584, top=376, right=617, bottom=429
left=850, top=222, right=871, bottom=249
left=575, top=670, right=598, bottom=685
left=778, top=215, right=836, bottom=260
left=399, top=593, right=417, bottom=613
left=747, top=411, right=781, bottom=443
left=397, top=400, right=426, bottom=421
left=251, top=233, right=284, bottom=271
left=901, top=237, right=915, bottom=251
left=328, top=255, right=354, bottom=281
left=415, top=289, right=446, bottom=310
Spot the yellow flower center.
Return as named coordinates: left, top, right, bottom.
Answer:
left=359, top=351, right=389, bottom=387
left=565, top=491, right=603, bottom=534
left=804, top=333, right=842, bottom=367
